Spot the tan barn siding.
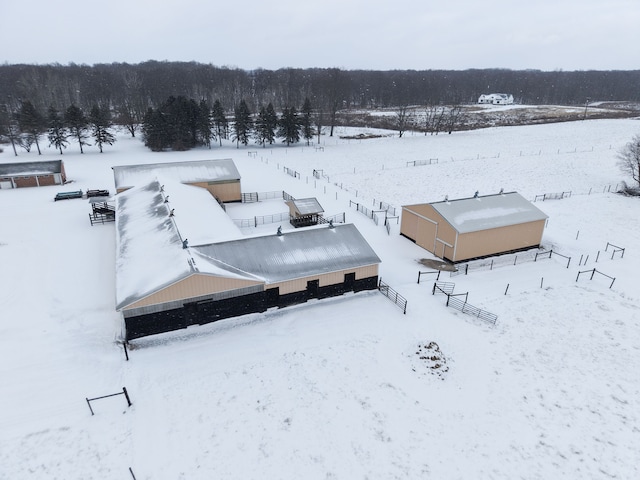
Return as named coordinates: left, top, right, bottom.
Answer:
left=269, top=264, right=379, bottom=295
left=400, top=209, right=419, bottom=241
left=454, top=220, right=546, bottom=261
left=190, top=181, right=241, bottom=202
left=401, top=204, right=457, bottom=258
left=125, top=274, right=264, bottom=310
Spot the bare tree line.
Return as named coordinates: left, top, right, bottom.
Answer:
left=2, top=62, right=639, bottom=117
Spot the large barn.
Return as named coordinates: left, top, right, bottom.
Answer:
left=112, top=158, right=242, bottom=202
left=0, top=160, right=67, bottom=189
left=400, top=192, right=548, bottom=263
left=116, top=178, right=381, bottom=340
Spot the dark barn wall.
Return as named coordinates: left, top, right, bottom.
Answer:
left=125, top=276, right=379, bottom=340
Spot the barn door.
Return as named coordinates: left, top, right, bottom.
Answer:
left=307, top=279, right=319, bottom=299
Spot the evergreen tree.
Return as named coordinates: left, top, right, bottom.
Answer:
left=232, top=99, right=252, bottom=148
left=89, top=104, right=116, bottom=153
left=64, top=104, right=90, bottom=153
left=278, top=107, right=301, bottom=146
left=211, top=99, right=228, bottom=147
left=47, top=105, right=68, bottom=155
left=17, top=100, right=45, bottom=154
left=301, top=98, right=314, bottom=146
left=0, top=104, right=19, bottom=156
left=197, top=99, right=214, bottom=148
left=265, top=103, right=278, bottom=143
left=164, top=96, right=192, bottom=151
left=142, top=107, right=169, bottom=151
left=254, top=103, right=277, bottom=147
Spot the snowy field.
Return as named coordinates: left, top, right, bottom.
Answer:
left=1, top=118, right=639, bottom=479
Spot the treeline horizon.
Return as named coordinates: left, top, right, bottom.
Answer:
left=2, top=62, right=639, bottom=116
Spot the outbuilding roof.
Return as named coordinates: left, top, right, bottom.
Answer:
left=427, top=192, right=548, bottom=234
left=0, top=160, right=64, bottom=177
left=288, top=197, right=324, bottom=215
left=112, top=159, right=240, bottom=190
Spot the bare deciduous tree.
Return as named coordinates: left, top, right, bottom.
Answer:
left=396, top=105, right=410, bottom=138
left=618, top=134, right=640, bottom=187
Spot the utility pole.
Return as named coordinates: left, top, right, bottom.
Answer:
left=583, top=97, right=591, bottom=120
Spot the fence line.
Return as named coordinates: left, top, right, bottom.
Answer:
left=378, top=279, right=407, bottom=314
left=576, top=268, right=616, bottom=289
left=86, top=387, right=132, bottom=416
left=605, top=242, right=625, bottom=259
left=283, top=167, right=300, bottom=179
left=232, top=212, right=290, bottom=228
left=432, top=282, right=497, bottom=325
left=535, top=249, right=572, bottom=268
left=534, top=191, right=572, bottom=202
left=417, top=270, right=441, bottom=283
left=450, top=247, right=566, bottom=276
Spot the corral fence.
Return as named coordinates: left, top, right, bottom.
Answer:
left=283, top=167, right=301, bottom=179
left=576, top=268, right=616, bottom=289
left=534, top=191, right=572, bottom=202
left=605, top=242, right=625, bottom=259
left=406, top=158, right=439, bottom=167
left=234, top=211, right=345, bottom=229
left=241, top=190, right=296, bottom=203
left=350, top=200, right=398, bottom=227
left=86, top=387, right=132, bottom=416
left=319, top=212, right=346, bottom=224
left=233, top=212, right=289, bottom=228
left=432, top=282, right=497, bottom=325
left=535, top=249, right=572, bottom=268
left=312, top=169, right=328, bottom=179
left=417, top=270, right=442, bottom=283
left=378, top=279, right=407, bottom=314
left=450, top=247, right=568, bottom=276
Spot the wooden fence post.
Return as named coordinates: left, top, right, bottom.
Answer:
left=122, top=387, right=132, bottom=407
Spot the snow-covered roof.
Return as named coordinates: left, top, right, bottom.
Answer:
left=0, top=159, right=63, bottom=176
left=288, top=197, right=324, bottom=215
left=428, top=192, right=548, bottom=234
left=112, top=159, right=240, bottom=190
left=193, top=223, right=381, bottom=284
left=115, top=179, right=257, bottom=310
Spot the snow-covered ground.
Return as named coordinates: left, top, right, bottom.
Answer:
left=1, top=118, right=639, bottom=479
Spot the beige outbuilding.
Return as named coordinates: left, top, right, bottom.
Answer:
left=112, top=158, right=242, bottom=202
left=400, top=192, right=548, bottom=263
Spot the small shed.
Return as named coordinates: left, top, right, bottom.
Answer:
left=286, top=197, right=324, bottom=227
left=0, top=160, right=66, bottom=189
left=112, top=158, right=242, bottom=202
left=401, top=192, right=548, bottom=262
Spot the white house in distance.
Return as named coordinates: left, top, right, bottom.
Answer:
left=478, top=93, right=514, bottom=105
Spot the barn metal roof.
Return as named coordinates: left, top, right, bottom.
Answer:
left=193, top=223, right=380, bottom=284
left=288, top=197, right=324, bottom=215
left=0, top=160, right=63, bottom=176
left=112, top=158, right=240, bottom=190
left=428, top=192, right=548, bottom=234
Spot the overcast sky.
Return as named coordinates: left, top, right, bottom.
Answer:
left=2, top=0, right=639, bottom=71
